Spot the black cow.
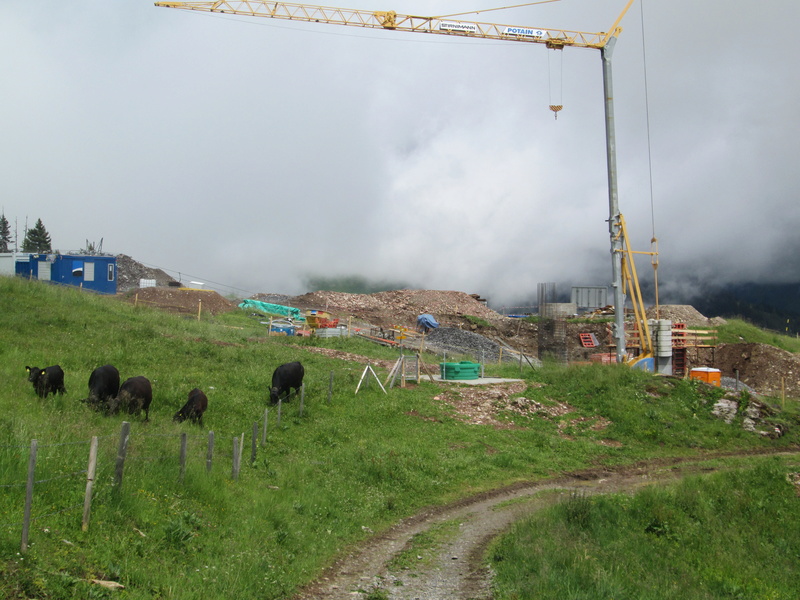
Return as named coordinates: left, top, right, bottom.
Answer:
left=270, top=361, right=304, bottom=404
left=109, top=376, right=153, bottom=421
left=26, top=365, right=66, bottom=398
left=84, top=364, right=120, bottom=411
left=173, top=388, right=208, bottom=426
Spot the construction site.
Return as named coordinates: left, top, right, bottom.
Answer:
left=115, top=250, right=800, bottom=401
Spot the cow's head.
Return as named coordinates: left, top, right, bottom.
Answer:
left=25, top=366, right=42, bottom=382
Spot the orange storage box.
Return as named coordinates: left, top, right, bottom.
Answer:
left=689, top=367, right=721, bottom=387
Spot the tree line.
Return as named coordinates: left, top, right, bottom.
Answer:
left=1, top=213, right=53, bottom=253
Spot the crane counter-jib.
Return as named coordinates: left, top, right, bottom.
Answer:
left=153, top=1, right=626, bottom=49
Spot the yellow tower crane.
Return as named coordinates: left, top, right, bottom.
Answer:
left=155, top=0, right=654, bottom=365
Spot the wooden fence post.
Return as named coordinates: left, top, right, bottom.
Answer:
left=179, top=433, right=187, bottom=483
left=327, top=371, right=334, bottom=404
left=277, top=399, right=282, bottom=427
left=299, top=383, right=305, bottom=417
left=231, top=435, right=242, bottom=480
left=206, top=431, right=215, bottom=473
left=250, top=422, right=258, bottom=465
left=114, top=422, right=130, bottom=489
left=20, top=439, right=38, bottom=553
left=197, top=299, right=202, bottom=321
left=82, top=436, right=98, bottom=532
left=782, top=377, right=786, bottom=408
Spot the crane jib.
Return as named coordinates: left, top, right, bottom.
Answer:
left=439, top=22, right=478, bottom=34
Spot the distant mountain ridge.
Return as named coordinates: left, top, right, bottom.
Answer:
left=690, top=282, right=800, bottom=335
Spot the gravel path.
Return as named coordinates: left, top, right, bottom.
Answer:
left=293, top=462, right=701, bottom=600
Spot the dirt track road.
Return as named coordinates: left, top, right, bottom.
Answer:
left=293, top=457, right=754, bottom=600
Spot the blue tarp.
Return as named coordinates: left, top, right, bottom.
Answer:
left=416, top=313, right=439, bottom=332
left=238, top=299, right=304, bottom=321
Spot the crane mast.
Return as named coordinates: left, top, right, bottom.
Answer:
left=155, top=0, right=640, bottom=363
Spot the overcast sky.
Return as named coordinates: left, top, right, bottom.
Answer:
left=2, top=1, right=798, bottom=305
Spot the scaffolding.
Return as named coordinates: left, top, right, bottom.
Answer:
left=538, top=282, right=568, bottom=363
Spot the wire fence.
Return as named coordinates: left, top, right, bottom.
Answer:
left=0, top=389, right=310, bottom=554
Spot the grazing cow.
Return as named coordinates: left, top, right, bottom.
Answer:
left=270, top=361, right=304, bottom=404
left=26, top=365, right=66, bottom=398
left=109, top=376, right=153, bottom=421
left=173, top=388, right=208, bottom=426
left=84, top=364, right=120, bottom=411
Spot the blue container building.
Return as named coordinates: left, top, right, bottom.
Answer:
left=16, top=254, right=117, bottom=295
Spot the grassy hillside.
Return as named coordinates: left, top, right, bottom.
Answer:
left=0, top=277, right=797, bottom=599
left=716, top=318, right=800, bottom=353
left=490, top=457, right=800, bottom=599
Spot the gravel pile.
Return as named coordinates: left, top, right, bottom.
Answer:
left=720, top=376, right=758, bottom=396
left=424, top=327, right=530, bottom=364
left=115, top=254, right=179, bottom=292
left=283, top=289, right=506, bottom=328
left=646, top=304, right=727, bottom=327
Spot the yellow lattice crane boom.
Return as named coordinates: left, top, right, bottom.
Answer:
left=155, top=0, right=649, bottom=365
left=154, top=1, right=634, bottom=49
left=616, top=215, right=656, bottom=363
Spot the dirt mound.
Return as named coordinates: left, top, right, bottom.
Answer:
left=122, top=287, right=236, bottom=316
left=288, top=289, right=505, bottom=328
left=713, top=342, right=800, bottom=397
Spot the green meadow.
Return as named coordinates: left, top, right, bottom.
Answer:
left=0, top=276, right=797, bottom=599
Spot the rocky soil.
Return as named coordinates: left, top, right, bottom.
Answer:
left=288, top=289, right=506, bottom=329
left=646, top=304, right=728, bottom=327
left=713, top=342, right=800, bottom=398
left=119, top=286, right=236, bottom=316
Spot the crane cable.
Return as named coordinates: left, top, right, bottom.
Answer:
left=436, top=0, right=562, bottom=21
left=548, top=46, right=563, bottom=119
left=639, top=0, right=660, bottom=317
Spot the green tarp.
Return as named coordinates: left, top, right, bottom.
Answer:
left=238, top=299, right=304, bottom=321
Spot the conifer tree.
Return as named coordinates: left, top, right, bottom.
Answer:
left=0, top=213, right=12, bottom=253
left=22, top=218, right=53, bottom=253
